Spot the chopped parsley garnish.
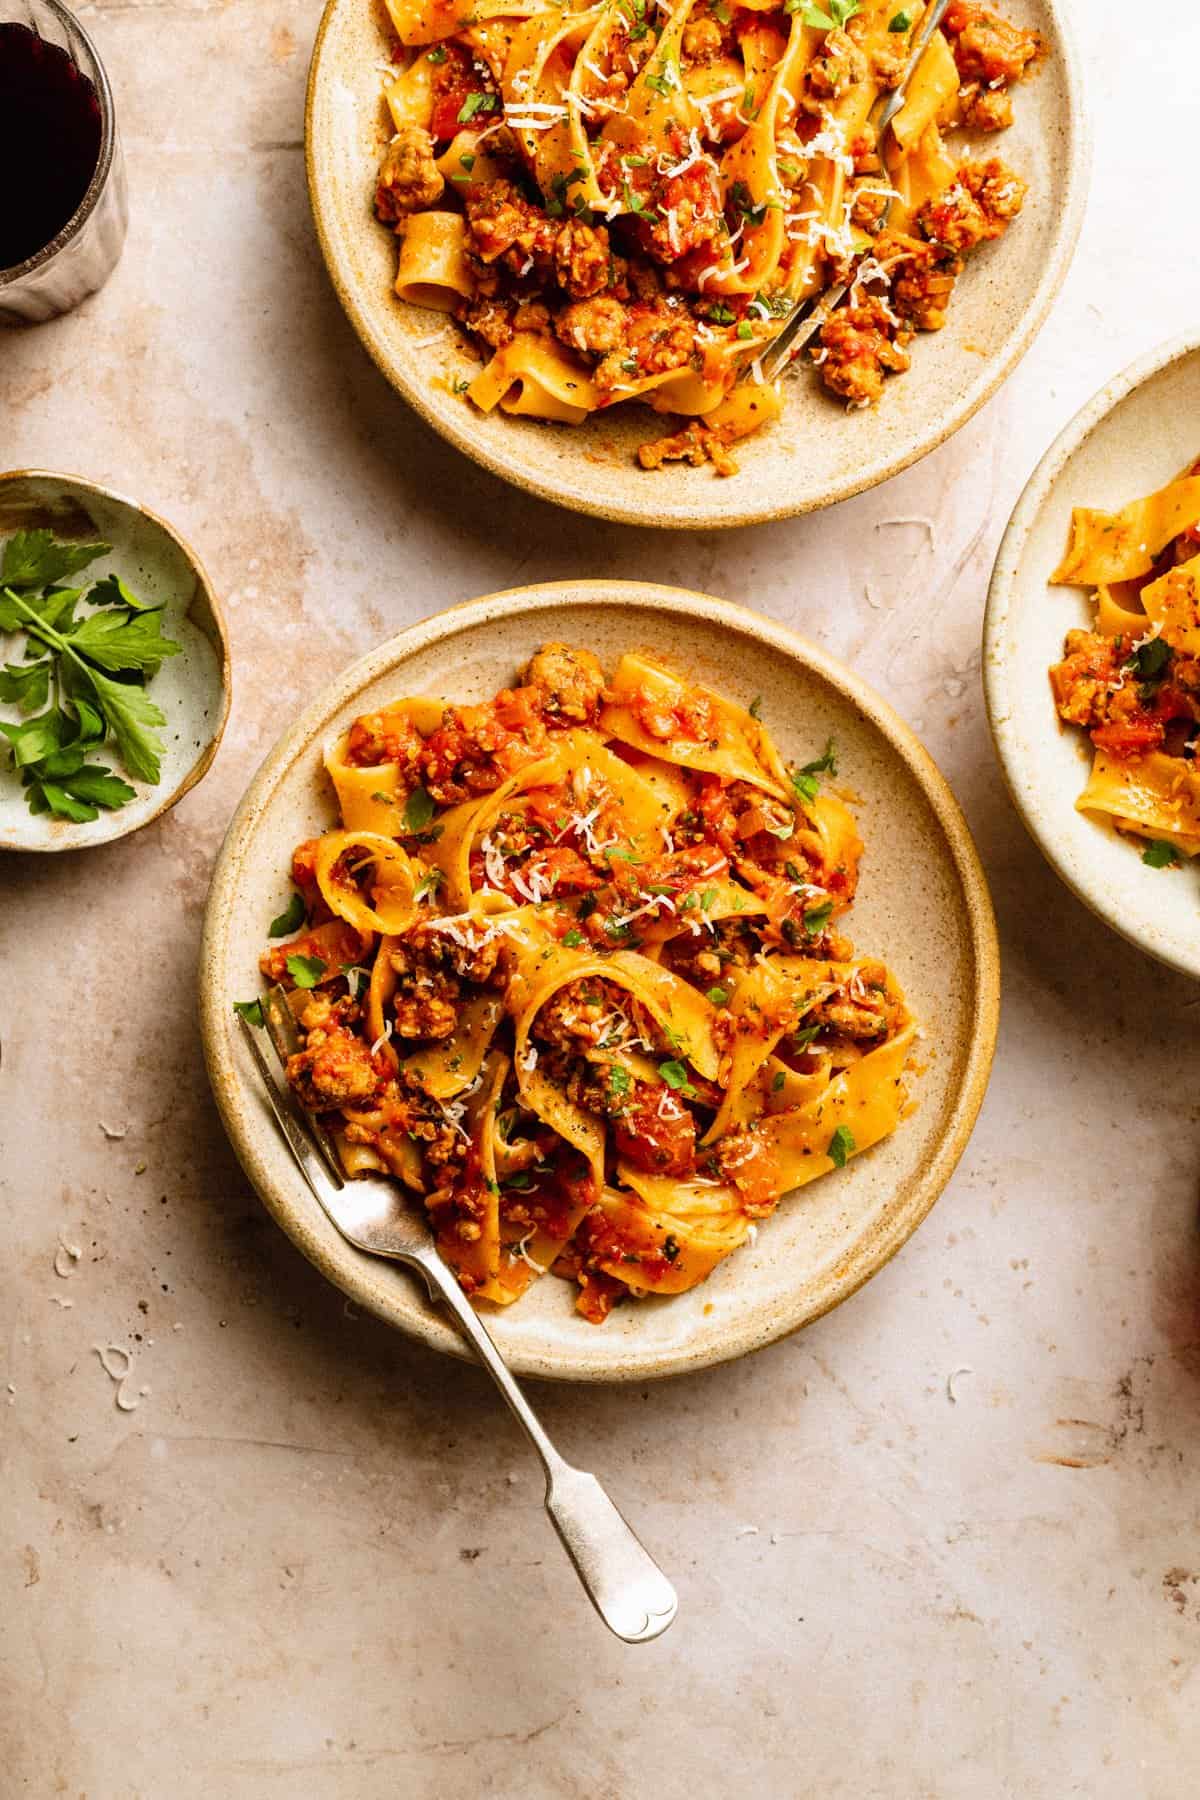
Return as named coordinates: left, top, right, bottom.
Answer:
left=662, top=1233, right=681, bottom=1264
left=621, top=181, right=657, bottom=222
left=617, top=0, right=650, bottom=40
left=268, top=891, right=306, bottom=938
left=771, top=1070, right=786, bottom=1092
left=414, top=867, right=445, bottom=901
left=700, top=888, right=717, bottom=911
left=793, top=0, right=861, bottom=24
left=546, top=166, right=589, bottom=219
left=707, top=303, right=736, bottom=325
left=736, top=321, right=754, bottom=341
left=286, top=953, right=326, bottom=989
left=706, top=984, right=731, bottom=1006
left=427, top=43, right=447, bottom=61
left=791, top=1024, right=821, bottom=1050
left=457, top=92, right=498, bottom=123
left=1142, top=839, right=1181, bottom=869
left=888, top=8, right=911, bottom=27
left=451, top=376, right=471, bottom=395
left=728, top=180, right=768, bottom=227
left=804, top=900, right=834, bottom=936
left=506, top=1171, right=534, bottom=1191
left=1126, top=636, right=1172, bottom=686
left=563, top=927, right=584, bottom=946
left=827, top=1124, right=855, bottom=1167
left=0, top=528, right=183, bottom=818
left=791, top=738, right=838, bottom=804
left=658, top=1059, right=698, bottom=1099
left=403, top=785, right=436, bottom=832
left=232, top=999, right=264, bottom=1027
left=644, top=58, right=679, bottom=96
left=609, top=1065, right=631, bottom=1095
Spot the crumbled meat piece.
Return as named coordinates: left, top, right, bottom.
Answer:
left=919, top=158, right=1026, bottom=254
left=553, top=220, right=613, bottom=299
left=803, top=28, right=868, bottom=108
left=958, top=80, right=1014, bottom=131
left=682, top=15, right=723, bottom=63
left=522, top=642, right=606, bottom=723
left=637, top=420, right=739, bottom=477
left=850, top=183, right=890, bottom=234
left=816, top=297, right=912, bottom=407
left=288, top=1013, right=379, bottom=1108
left=393, top=980, right=459, bottom=1041
left=464, top=179, right=556, bottom=279
left=344, top=704, right=425, bottom=771
left=375, top=125, right=444, bottom=223
left=874, top=229, right=962, bottom=332
left=1049, top=629, right=1120, bottom=729
left=808, top=963, right=901, bottom=1042
left=419, top=697, right=547, bottom=804
left=555, top=296, right=628, bottom=357
left=943, top=1, right=1041, bottom=86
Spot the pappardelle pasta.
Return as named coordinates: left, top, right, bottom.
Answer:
left=1049, top=461, right=1200, bottom=866
left=256, top=644, right=918, bottom=1323
left=373, top=0, right=1041, bottom=472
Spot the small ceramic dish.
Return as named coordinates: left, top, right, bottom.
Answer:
left=0, top=470, right=230, bottom=853
left=200, top=582, right=999, bottom=1381
left=305, top=0, right=1086, bottom=530
left=984, top=335, right=1200, bottom=980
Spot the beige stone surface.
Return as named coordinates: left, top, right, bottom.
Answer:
left=3, top=3, right=1200, bottom=1795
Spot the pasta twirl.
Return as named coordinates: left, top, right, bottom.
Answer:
left=259, top=642, right=917, bottom=1324
left=371, top=0, right=1043, bottom=474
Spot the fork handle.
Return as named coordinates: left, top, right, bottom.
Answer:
left=406, top=1245, right=678, bottom=1644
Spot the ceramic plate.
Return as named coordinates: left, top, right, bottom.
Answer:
left=0, top=471, right=230, bottom=853
left=305, top=0, right=1086, bottom=530
left=984, top=335, right=1200, bottom=980
left=200, top=584, right=998, bottom=1380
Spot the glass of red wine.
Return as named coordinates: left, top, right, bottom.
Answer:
left=0, top=0, right=127, bottom=323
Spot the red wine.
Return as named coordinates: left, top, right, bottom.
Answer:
left=0, top=22, right=102, bottom=269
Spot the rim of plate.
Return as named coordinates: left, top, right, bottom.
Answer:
left=984, top=331, right=1200, bottom=980
left=200, top=582, right=1000, bottom=1381
left=304, top=0, right=1090, bottom=531
left=0, top=467, right=232, bottom=854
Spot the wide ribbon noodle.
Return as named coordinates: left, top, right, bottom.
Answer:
left=262, top=642, right=917, bottom=1323
left=369, top=0, right=1041, bottom=463
left=1049, top=460, right=1200, bottom=858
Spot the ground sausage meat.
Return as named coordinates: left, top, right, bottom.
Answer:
left=288, top=1005, right=379, bottom=1108
left=555, top=296, right=628, bottom=357
left=375, top=126, right=444, bottom=223
left=553, top=220, right=613, bottom=299
left=522, top=642, right=606, bottom=723
left=943, top=1, right=1041, bottom=86
left=919, top=159, right=1027, bottom=254
left=816, top=297, right=912, bottom=407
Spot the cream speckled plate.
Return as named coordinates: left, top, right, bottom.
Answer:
left=305, top=0, right=1086, bottom=530
left=200, top=584, right=998, bottom=1380
left=985, top=336, right=1200, bottom=980
left=0, top=470, right=230, bottom=854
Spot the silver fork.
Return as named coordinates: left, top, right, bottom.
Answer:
left=755, top=0, right=953, bottom=383
left=235, top=990, right=678, bottom=1644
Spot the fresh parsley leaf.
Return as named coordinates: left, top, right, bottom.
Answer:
left=792, top=1024, right=821, bottom=1050
left=771, top=1069, right=786, bottom=1092
left=81, top=666, right=170, bottom=783
left=1126, top=636, right=1172, bottom=683
left=658, top=1058, right=698, bottom=1098
left=800, top=738, right=838, bottom=778
left=0, top=530, right=109, bottom=591
left=89, top=572, right=159, bottom=613
left=0, top=709, right=68, bottom=767
left=38, top=781, right=98, bottom=822
left=403, top=785, right=436, bottom=832
left=563, top=927, right=584, bottom=947
left=286, top=953, right=326, bottom=989
left=736, top=321, right=754, bottom=341
left=233, top=998, right=264, bottom=1026
left=415, top=867, right=445, bottom=902
left=427, top=43, right=447, bottom=61
left=269, top=891, right=307, bottom=937
left=804, top=900, right=834, bottom=936
left=1142, top=840, right=1181, bottom=869
left=662, top=1232, right=680, bottom=1263
left=707, top=303, right=736, bottom=325
left=0, top=659, right=51, bottom=712
left=827, top=1123, right=856, bottom=1168
left=60, top=766, right=137, bottom=808
left=705, top=984, right=730, bottom=1005
left=457, top=91, right=498, bottom=123
left=748, top=695, right=764, bottom=719
left=889, top=8, right=911, bottom=26
left=609, top=1064, right=631, bottom=1095
left=64, top=605, right=182, bottom=674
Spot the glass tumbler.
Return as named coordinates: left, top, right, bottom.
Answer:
left=0, top=0, right=128, bottom=324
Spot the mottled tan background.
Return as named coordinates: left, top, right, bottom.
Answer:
left=3, top=2, right=1200, bottom=1795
